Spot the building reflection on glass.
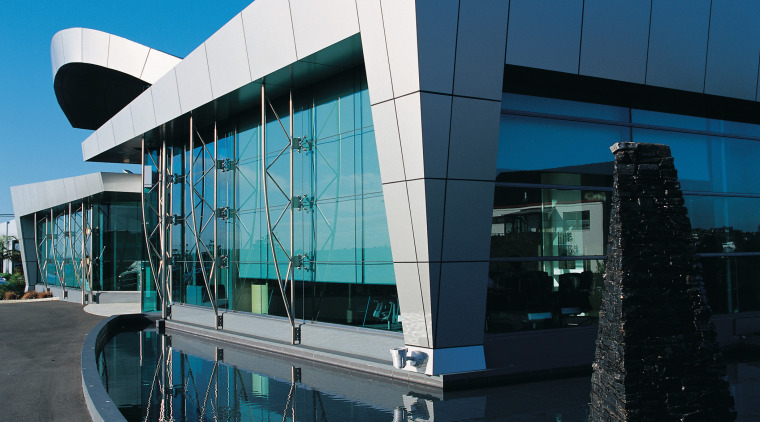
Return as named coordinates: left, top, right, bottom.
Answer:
left=487, top=93, right=760, bottom=333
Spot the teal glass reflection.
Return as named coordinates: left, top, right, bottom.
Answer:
left=491, top=186, right=610, bottom=258
left=169, top=68, right=396, bottom=330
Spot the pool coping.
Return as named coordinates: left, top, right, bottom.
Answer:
left=81, top=313, right=156, bottom=422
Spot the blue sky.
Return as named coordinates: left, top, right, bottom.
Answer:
left=0, top=0, right=253, bottom=219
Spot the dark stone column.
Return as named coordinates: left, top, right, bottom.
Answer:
left=589, top=142, right=735, bottom=421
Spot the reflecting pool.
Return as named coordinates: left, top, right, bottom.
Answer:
left=98, top=326, right=760, bottom=421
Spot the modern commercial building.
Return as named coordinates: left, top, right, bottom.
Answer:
left=12, top=0, right=760, bottom=378
left=11, top=173, right=144, bottom=303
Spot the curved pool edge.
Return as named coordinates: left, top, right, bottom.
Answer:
left=81, top=313, right=157, bottom=422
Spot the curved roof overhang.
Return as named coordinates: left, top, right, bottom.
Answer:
left=81, top=0, right=364, bottom=164
left=10, top=172, right=141, bottom=218
left=52, top=28, right=182, bottom=130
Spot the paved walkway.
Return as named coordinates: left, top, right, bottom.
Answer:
left=0, top=300, right=105, bottom=421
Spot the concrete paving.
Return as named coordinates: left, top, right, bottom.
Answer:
left=83, top=302, right=141, bottom=317
left=0, top=300, right=104, bottom=422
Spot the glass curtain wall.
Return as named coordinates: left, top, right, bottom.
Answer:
left=93, top=199, right=145, bottom=291
left=162, top=68, right=397, bottom=331
left=32, top=196, right=142, bottom=293
left=488, top=93, right=760, bottom=333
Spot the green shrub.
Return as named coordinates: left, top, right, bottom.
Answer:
left=0, top=273, right=25, bottom=300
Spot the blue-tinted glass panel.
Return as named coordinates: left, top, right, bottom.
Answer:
left=502, top=93, right=630, bottom=122
left=634, top=129, right=760, bottom=194
left=491, top=186, right=610, bottom=258
left=486, top=259, right=604, bottom=333
left=701, top=256, right=760, bottom=314
left=686, top=195, right=760, bottom=253
left=497, top=115, right=630, bottom=175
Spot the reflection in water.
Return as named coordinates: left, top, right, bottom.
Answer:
left=97, top=328, right=760, bottom=421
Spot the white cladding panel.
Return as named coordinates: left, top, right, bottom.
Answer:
left=289, top=0, right=359, bottom=60
left=107, top=34, right=151, bottom=80
left=241, top=0, right=297, bottom=80
left=81, top=28, right=110, bottom=68
left=150, top=69, right=182, bottom=125
left=175, top=44, right=214, bottom=113
left=206, top=15, right=252, bottom=99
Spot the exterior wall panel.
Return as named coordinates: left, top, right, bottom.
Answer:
left=369, top=100, right=406, bottom=184
left=130, top=91, right=157, bottom=136
left=241, top=0, right=297, bottom=80
left=506, top=0, right=582, bottom=75
left=704, top=0, right=760, bottom=101
left=111, top=107, right=136, bottom=146
left=579, top=0, right=651, bottom=84
left=289, top=0, right=359, bottom=60
left=107, top=34, right=151, bottom=80
left=407, top=178, right=446, bottom=263
left=380, top=1, right=421, bottom=98
left=205, top=15, right=251, bottom=99
left=356, top=0, right=394, bottom=104
left=81, top=28, right=109, bottom=67
left=414, top=0, right=459, bottom=95
left=646, top=0, right=710, bottom=93
left=175, top=44, right=214, bottom=114
left=150, top=69, right=182, bottom=125
left=453, top=0, right=509, bottom=100
left=382, top=182, right=417, bottom=263
left=61, top=28, right=83, bottom=65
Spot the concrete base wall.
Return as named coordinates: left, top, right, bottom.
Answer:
left=169, top=304, right=404, bottom=363
left=483, top=312, right=760, bottom=374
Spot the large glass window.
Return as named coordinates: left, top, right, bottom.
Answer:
left=489, top=93, right=760, bottom=333
left=165, top=68, right=397, bottom=331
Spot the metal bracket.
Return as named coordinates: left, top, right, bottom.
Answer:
left=216, top=314, right=224, bottom=329
left=217, top=255, right=229, bottom=269
left=293, top=195, right=314, bottom=211
left=171, top=174, right=185, bottom=184
left=170, top=215, right=184, bottom=225
left=216, top=207, right=234, bottom=220
left=217, top=158, right=237, bottom=172
left=293, top=325, right=302, bottom=344
left=216, top=347, right=224, bottom=361
left=292, top=366, right=302, bottom=383
left=291, top=254, right=311, bottom=270
left=292, top=136, right=312, bottom=152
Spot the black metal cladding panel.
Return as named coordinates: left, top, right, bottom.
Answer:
left=506, top=0, right=583, bottom=74
left=54, top=62, right=148, bottom=130
left=646, top=0, right=711, bottom=93
left=579, top=0, right=651, bottom=84
left=705, top=0, right=760, bottom=101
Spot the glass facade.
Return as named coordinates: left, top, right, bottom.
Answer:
left=151, top=69, right=397, bottom=330
left=488, top=93, right=760, bottom=332
left=34, top=194, right=143, bottom=292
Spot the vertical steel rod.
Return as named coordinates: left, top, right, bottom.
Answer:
left=213, top=121, right=219, bottom=322
left=289, top=89, right=295, bottom=342
left=168, top=144, right=174, bottom=306
left=160, top=140, right=168, bottom=320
